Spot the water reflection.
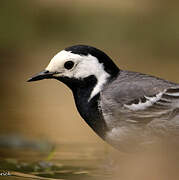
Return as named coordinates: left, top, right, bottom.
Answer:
left=1, top=142, right=179, bottom=180
left=0, top=143, right=111, bottom=180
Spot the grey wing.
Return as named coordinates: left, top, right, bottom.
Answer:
left=124, top=87, right=179, bottom=110
left=100, top=70, right=179, bottom=127
left=123, top=87, right=179, bottom=124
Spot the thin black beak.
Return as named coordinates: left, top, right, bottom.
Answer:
left=27, top=70, right=55, bottom=82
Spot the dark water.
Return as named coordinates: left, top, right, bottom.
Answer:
left=2, top=142, right=179, bottom=180
left=0, top=143, right=115, bottom=180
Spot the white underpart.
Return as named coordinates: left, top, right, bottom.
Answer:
left=124, top=92, right=163, bottom=111
left=46, top=50, right=110, bottom=100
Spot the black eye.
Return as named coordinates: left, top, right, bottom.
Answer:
left=64, top=61, right=74, bottom=70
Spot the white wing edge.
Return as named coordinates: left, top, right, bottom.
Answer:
left=124, top=87, right=179, bottom=111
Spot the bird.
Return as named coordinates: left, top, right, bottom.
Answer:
left=28, top=45, right=179, bottom=151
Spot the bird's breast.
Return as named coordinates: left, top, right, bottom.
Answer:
left=73, top=90, right=108, bottom=138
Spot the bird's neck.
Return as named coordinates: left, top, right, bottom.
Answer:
left=74, top=91, right=108, bottom=138
left=57, top=75, right=109, bottom=138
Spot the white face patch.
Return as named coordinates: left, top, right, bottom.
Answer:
left=46, top=50, right=110, bottom=100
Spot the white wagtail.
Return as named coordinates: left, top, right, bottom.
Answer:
left=28, top=45, right=179, bottom=151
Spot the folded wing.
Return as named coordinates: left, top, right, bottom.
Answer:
left=124, top=87, right=179, bottom=111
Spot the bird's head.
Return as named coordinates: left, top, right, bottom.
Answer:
left=28, top=45, right=119, bottom=99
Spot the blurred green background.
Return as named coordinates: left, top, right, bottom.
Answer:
left=1, top=0, right=179, bottom=146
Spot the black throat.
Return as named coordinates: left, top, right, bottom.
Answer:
left=55, top=75, right=108, bottom=138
